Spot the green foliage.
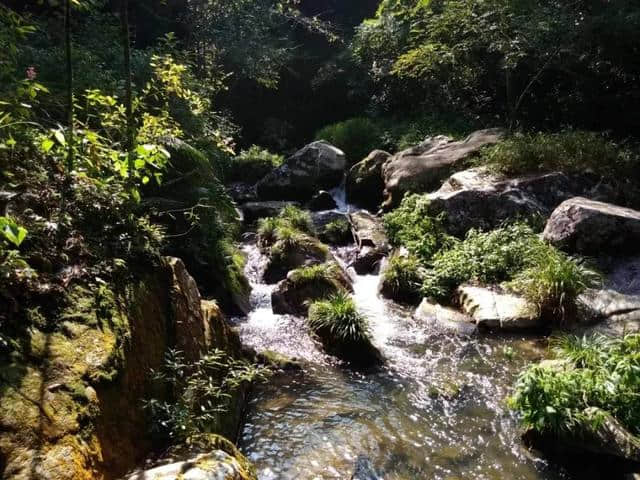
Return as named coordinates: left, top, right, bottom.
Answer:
left=509, top=249, right=600, bottom=320
left=315, top=118, right=381, bottom=164
left=289, top=263, right=341, bottom=287
left=144, top=349, right=270, bottom=442
left=420, top=223, right=546, bottom=299
left=377, top=114, right=474, bottom=152
left=479, top=131, right=639, bottom=180
left=509, top=334, right=640, bottom=435
left=257, top=206, right=314, bottom=247
left=228, top=145, right=283, bottom=183
left=383, top=194, right=453, bottom=263
left=308, top=292, right=371, bottom=344
left=0, top=216, right=27, bottom=247
left=381, top=253, right=424, bottom=303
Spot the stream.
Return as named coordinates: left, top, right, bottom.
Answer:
left=230, top=196, right=572, bottom=480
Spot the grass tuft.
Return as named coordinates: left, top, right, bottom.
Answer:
left=308, top=292, right=371, bottom=344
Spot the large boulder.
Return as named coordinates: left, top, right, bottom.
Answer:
left=256, top=141, right=346, bottom=201
left=458, top=285, right=541, bottom=330
left=381, top=129, right=504, bottom=209
left=240, top=200, right=300, bottom=224
left=543, top=197, right=640, bottom=255
left=272, top=262, right=353, bottom=316
left=346, top=150, right=390, bottom=210
left=578, top=289, right=640, bottom=336
left=428, top=168, right=606, bottom=237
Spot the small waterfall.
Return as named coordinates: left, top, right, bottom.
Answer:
left=328, top=175, right=350, bottom=213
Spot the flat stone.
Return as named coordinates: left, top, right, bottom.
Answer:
left=415, top=299, right=477, bottom=334
left=126, top=451, right=256, bottom=480
left=578, top=288, right=640, bottom=336
left=457, top=285, right=540, bottom=330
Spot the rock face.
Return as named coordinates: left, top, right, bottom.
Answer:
left=543, top=197, right=640, bottom=255
left=256, top=141, right=346, bottom=201
left=381, top=129, right=504, bottom=209
left=240, top=200, right=300, bottom=224
left=428, top=168, right=606, bottom=237
left=306, top=190, right=337, bottom=211
left=272, top=263, right=353, bottom=316
left=458, top=285, right=540, bottom=330
left=351, top=455, right=381, bottom=480
left=346, top=150, right=390, bottom=210
left=0, top=259, right=247, bottom=480
left=414, top=299, right=477, bottom=335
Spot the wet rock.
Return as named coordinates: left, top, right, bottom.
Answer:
left=310, top=210, right=348, bottom=231
left=126, top=451, right=255, bottom=480
left=415, top=299, right=477, bottom=335
left=240, top=201, right=301, bottom=224
left=349, top=246, right=386, bottom=275
left=428, top=168, right=605, bottom=237
left=256, top=141, right=346, bottom=201
left=523, top=407, right=640, bottom=465
left=351, top=455, right=381, bottom=480
left=272, top=262, right=353, bottom=316
left=381, top=128, right=504, bottom=209
left=228, top=182, right=257, bottom=203
left=543, top=197, right=640, bottom=256
left=256, top=350, right=303, bottom=371
left=458, top=285, right=541, bottom=330
left=346, top=150, right=390, bottom=211
left=306, top=190, right=337, bottom=211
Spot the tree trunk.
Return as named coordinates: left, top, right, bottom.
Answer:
left=64, top=0, right=74, bottom=171
left=120, top=0, right=135, bottom=156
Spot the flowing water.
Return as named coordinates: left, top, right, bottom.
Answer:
left=231, top=192, right=578, bottom=479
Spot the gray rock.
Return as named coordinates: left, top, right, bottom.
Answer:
left=349, top=246, right=386, bottom=275
left=381, top=128, right=504, bottom=209
left=428, top=168, right=605, bottom=237
left=578, top=288, right=640, bottom=336
left=543, top=197, right=640, bottom=255
left=349, top=211, right=389, bottom=251
left=240, top=201, right=300, bottom=224
left=306, top=190, right=338, bottom=211
left=414, top=299, right=477, bottom=335
left=346, top=150, right=390, bottom=210
left=351, top=455, right=381, bottom=480
left=458, top=285, right=541, bottom=330
left=256, top=141, right=346, bottom=201
left=126, top=451, right=254, bottom=480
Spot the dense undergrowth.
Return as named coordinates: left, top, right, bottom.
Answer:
left=510, top=334, right=640, bottom=436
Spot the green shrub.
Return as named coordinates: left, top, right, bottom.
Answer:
left=421, top=223, right=545, bottom=300
left=479, top=130, right=638, bottom=180
left=227, top=145, right=284, bottom=183
left=383, top=194, right=453, bottom=263
left=308, top=292, right=371, bottom=344
left=143, top=349, right=270, bottom=441
left=380, top=253, right=424, bottom=303
left=509, top=248, right=600, bottom=320
left=289, top=263, right=341, bottom=287
left=279, top=205, right=313, bottom=234
left=315, top=117, right=381, bottom=164
left=509, top=333, right=640, bottom=435
left=257, top=206, right=313, bottom=247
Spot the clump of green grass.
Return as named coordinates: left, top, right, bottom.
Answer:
left=257, top=205, right=314, bottom=248
left=320, top=218, right=352, bottom=245
left=289, top=263, right=341, bottom=287
left=227, top=145, right=284, bottom=183
left=508, top=247, right=600, bottom=320
left=383, top=194, right=453, bottom=263
left=420, top=222, right=599, bottom=320
left=479, top=130, right=638, bottom=180
left=380, top=253, right=424, bottom=304
left=308, top=292, right=371, bottom=344
left=509, top=333, right=640, bottom=435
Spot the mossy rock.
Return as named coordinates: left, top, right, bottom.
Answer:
left=263, top=236, right=330, bottom=284
left=256, top=350, right=303, bottom=371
